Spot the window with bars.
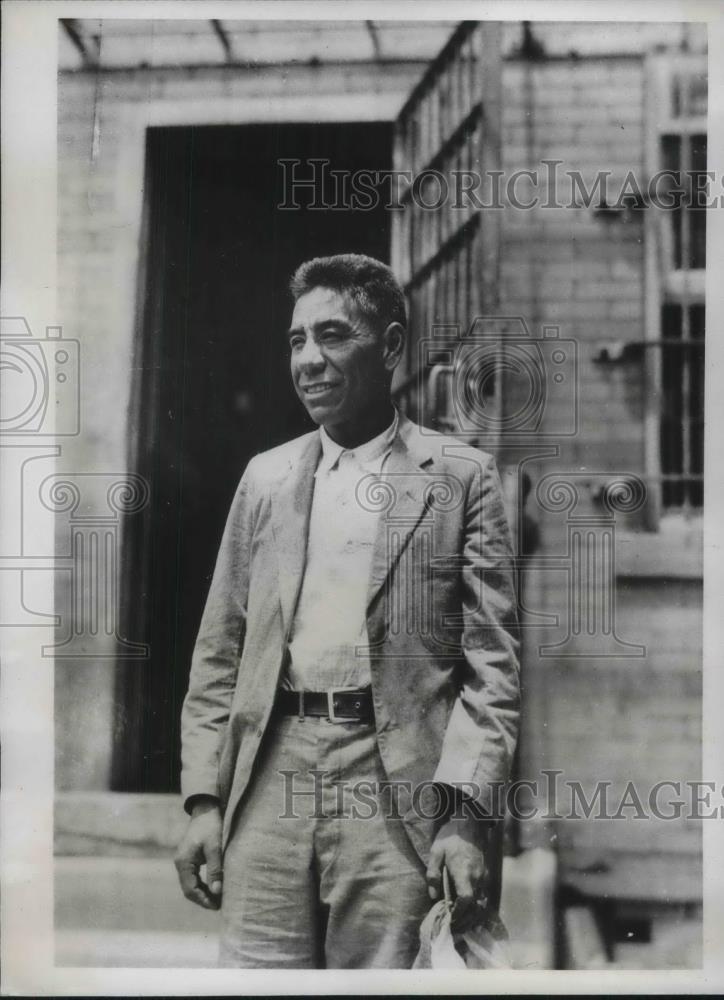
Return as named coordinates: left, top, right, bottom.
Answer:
left=390, top=21, right=502, bottom=444
left=645, top=53, right=706, bottom=521
left=660, top=302, right=704, bottom=509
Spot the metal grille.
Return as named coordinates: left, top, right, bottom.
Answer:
left=391, top=21, right=502, bottom=441
left=659, top=304, right=705, bottom=508
left=660, top=131, right=706, bottom=505
left=645, top=52, right=706, bottom=520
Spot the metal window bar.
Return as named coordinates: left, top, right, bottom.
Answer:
left=678, top=102, right=693, bottom=512
left=391, top=22, right=502, bottom=440
left=646, top=52, right=706, bottom=520
left=661, top=108, right=705, bottom=511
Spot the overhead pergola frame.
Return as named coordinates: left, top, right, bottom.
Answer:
left=58, top=19, right=458, bottom=73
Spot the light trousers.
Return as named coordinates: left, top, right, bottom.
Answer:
left=219, top=714, right=430, bottom=968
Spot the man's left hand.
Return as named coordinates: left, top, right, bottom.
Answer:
left=426, top=815, right=486, bottom=929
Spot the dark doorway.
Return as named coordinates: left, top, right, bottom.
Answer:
left=114, top=122, right=392, bottom=792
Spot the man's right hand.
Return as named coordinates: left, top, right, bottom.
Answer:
left=174, top=797, right=223, bottom=910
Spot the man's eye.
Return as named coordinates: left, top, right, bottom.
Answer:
left=289, top=338, right=304, bottom=351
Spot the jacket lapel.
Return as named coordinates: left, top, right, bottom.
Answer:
left=270, top=417, right=434, bottom=628
left=366, top=416, right=434, bottom=613
left=271, top=433, right=321, bottom=637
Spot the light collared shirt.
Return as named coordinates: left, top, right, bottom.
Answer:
left=284, top=410, right=399, bottom=691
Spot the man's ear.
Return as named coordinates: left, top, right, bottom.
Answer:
left=382, top=322, right=406, bottom=371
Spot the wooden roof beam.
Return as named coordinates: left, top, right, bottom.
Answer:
left=210, top=19, right=234, bottom=63
left=365, top=21, right=382, bottom=61
left=61, top=19, right=98, bottom=69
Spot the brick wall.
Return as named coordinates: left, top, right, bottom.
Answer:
left=498, top=53, right=703, bottom=867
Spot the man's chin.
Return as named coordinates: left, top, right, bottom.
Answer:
left=301, top=400, right=338, bottom=426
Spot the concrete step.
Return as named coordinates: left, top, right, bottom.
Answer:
left=56, top=930, right=218, bottom=968
left=56, top=856, right=220, bottom=934
left=55, top=849, right=557, bottom=968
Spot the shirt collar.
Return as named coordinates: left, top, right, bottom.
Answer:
left=317, top=408, right=399, bottom=476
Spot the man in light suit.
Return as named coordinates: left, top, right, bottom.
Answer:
left=175, top=254, right=520, bottom=968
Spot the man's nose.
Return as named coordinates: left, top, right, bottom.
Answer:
left=296, top=338, right=325, bottom=370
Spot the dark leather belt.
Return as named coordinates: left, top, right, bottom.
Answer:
left=276, top=686, right=374, bottom=723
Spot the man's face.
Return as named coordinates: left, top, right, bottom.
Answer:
left=288, top=286, right=397, bottom=436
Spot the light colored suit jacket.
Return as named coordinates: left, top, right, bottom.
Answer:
left=180, top=414, right=520, bottom=863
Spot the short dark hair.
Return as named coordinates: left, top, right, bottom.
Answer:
left=289, top=254, right=407, bottom=332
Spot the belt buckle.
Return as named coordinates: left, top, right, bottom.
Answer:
left=326, top=685, right=363, bottom=724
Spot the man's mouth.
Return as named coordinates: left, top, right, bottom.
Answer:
left=301, top=382, right=337, bottom=397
